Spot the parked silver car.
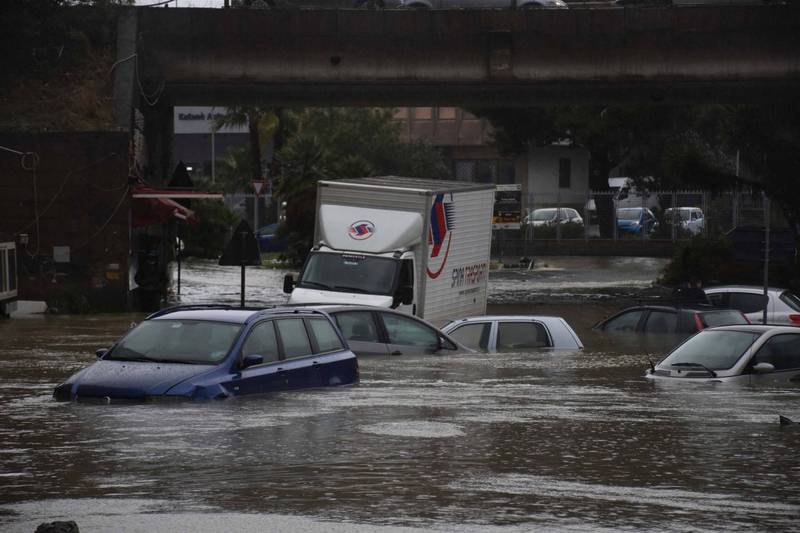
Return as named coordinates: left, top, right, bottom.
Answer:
left=441, top=315, right=583, bottom=352
left=524, top=207, right=584, bottom=227
left=646, top=325, right=800, bottom=384
left=664, top=207, right=705, bottom=236
left=705, top=286, right=800, bottom=326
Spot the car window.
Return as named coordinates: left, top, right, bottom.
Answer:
left=107, top=319, right=241, bottom=364
left=381, top=313, right=439, bottom=348
left=496, top=322, right=551, bottom=351
left=642, top=311, right=677, bottom=334
left=448, top=323, right=489, bottom=351
left=242, top=321, right=280, bottom=363
left=662, top=330, right=761, bottom=370
left=275, top=318, right=312, bottom=359
left=729, top=292, right=767, bottom=314
left=334, top=311, right=381, bottom=343
left=779, top=291, right=800, bottom=312
left=307, top=318, right=344, bottom=353
left=753, top=334, right=800, bottom=371
left=601, top=310, right=643, bottom=332
left=706, top=293, right=728, bottom=307
left=700, top=310, right=748, bottom=328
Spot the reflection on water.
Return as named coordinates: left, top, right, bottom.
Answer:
left=1, top=259, right=799, bottom=532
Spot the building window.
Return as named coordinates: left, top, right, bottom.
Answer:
left=558, top=158, right=571, bottom=189
left=438, top=107, right=457, bottom=120
left=453, top=159, right=515, bottom=184
left=393, top=107, right=409, bottom=119
left=413, top=107, right=433, bottom=120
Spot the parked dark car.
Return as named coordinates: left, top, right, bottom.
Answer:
left=594, top=305, right=749, bottom=336
left=256, top=223, right=288, bottom=253
left=53, top=306, right=359, bottom=402
left=308, top=305, right=465, bottom=356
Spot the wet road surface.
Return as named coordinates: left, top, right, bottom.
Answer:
left=1, top=258, right=799, bottom=532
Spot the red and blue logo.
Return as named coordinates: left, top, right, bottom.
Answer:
left=348, top=220, right=376, bottom=240
left=427, top=193, right=454, bottom=279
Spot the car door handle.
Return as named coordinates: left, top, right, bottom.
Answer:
left=391, top=351, right=402, bottom=356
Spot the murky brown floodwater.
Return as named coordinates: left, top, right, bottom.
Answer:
left=1, top=258, right=799, bottom=532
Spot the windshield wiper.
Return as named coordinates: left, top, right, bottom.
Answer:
left=670, top=362, right=717, bottom=377
left=299, top=280, right=333, bottom=290
left=331, top=285, right=370, bottom=294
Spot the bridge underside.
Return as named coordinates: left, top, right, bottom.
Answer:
left=134, top=6, right=800, bottom=107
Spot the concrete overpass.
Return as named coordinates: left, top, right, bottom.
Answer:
left=125, top=5, right=800, bottom=109
left=113, top=5, right=800, bottom=176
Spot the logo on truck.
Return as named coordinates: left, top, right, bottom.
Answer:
left=348, top=220, right=375, bottom=240
left=426, top=193, right=454, bottom=279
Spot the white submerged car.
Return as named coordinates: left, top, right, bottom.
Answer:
left=441, top=315, right=583, bottom=352
left=646, top=325, right=800, bottom=384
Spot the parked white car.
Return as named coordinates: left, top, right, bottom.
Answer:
left=524, top=208, right=584, bottom=227
left=646, top=325, right=800, bottom=384
left=664, top=207, right=705, bottom=236
left=441, top=315, right=583, bottom=352
left=705, top=286, right=800, bottom=326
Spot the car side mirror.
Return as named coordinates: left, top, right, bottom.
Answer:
left=95, top=348, right=108, bottom=359
left=241, top=354, right=264, bottom=369
left=752, top=362, right=775, bottom=374
left=283, top=274, right=295, bottom=294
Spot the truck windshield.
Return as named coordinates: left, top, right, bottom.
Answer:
left=299, top=252, right=399, bottom=296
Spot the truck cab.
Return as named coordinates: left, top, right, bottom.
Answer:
left=285, top=246, right=416, bottom=314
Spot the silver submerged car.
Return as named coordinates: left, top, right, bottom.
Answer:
left=704, top=286, right=800, bottom=326
left=441, top=315, right=583, bottom=352
left=646, top=325, right=800, bottom=384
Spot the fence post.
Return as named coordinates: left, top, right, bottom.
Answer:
left=671, top=191, right=677, bottom=242
left=702, top=191, right=709, bottom=238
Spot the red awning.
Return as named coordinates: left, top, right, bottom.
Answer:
left=131, top=186, right=217, bottom=228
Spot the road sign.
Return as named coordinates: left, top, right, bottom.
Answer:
left=252, top=180, right=266, bottom=197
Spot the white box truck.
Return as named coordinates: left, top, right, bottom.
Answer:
left=283, top=177, right=495, bottom=324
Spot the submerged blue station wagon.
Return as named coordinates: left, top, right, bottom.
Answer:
left=53, top=306, right=359, bottom=401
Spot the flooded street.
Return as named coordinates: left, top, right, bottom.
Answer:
left=1, top=258, right=799, bottom=532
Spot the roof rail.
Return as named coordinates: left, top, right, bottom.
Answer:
left=145, top=304, right=266, bottom=320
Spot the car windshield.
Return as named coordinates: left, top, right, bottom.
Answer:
left=299, top=252, right=399, bottom=296
left=661, top=330, right=761, bottom=371
left=701, top=310, right=748, bottom=327
left=617, top=208, right=641, bottom=221
left=780, top=291, right=800, bottom=312
left=106, top=319, right=242, bottom=364
left=532, top=209, right=557, bottom=221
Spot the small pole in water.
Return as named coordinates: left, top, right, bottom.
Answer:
left=240, top=231, right=246, bottom=308
left=763, top=193, right=770, bottom=325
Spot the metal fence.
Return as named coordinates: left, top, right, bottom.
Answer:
left=491, top=189, right=786, bottom=259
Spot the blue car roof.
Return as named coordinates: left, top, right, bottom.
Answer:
left=147, top=305, right=330, bottom=324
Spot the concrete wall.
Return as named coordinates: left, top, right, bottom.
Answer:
left=0, top=133, right=130, bottom=312
left=527, top=145, right=590, bottom=205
